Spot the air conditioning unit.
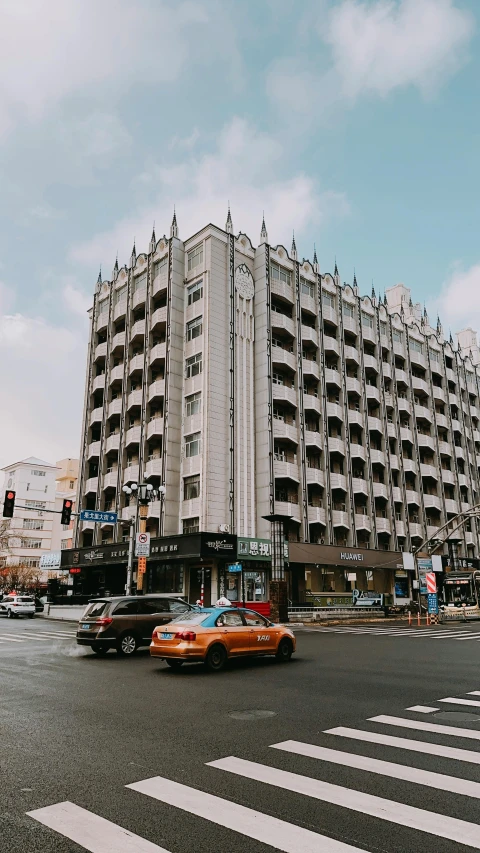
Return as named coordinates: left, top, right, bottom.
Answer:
left=319, top=537, right=325, bottom=545
left=219, top=524, right=230, bottom=533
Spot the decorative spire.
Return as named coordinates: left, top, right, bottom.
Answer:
left=112, top=254, right=118, bottom=280
left=334, top=258, right=339, bottom=276
left=226, top=203, right=233, bottom=234
left=371, top=282, right=376, bottom=300
left=313, top=244, right=318, bottom=273
left=170, top=207, right=178, bottom=238
left=409, top=296, right=413, bottom=308
left=130, top=240, right=136, bottom=267
left=260, top=212, right=268, bottom=244
left=383, top=292, right=388, bottom=307
left=150, top=224, right=156, bottom=253
left=353, top=269, right=357, bottom=288
left=97, top=266, right=102, bottom=284
left=436, top=315, right=442, bottom=335
left=291, top=231, right=297, bottom=258
left=449, top=331, right=454, bottom=345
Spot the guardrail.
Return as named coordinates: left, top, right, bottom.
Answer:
left=288, top=606, right=385, bottom=621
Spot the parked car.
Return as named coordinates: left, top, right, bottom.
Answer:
left=150, top=606, right=296, bottom=671
left=76, top=594, right=195, bottom=655
left=0, top=594, right=36, bottom=619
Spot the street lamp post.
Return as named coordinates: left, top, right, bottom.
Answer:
left=122, top=480, right=165, bottom=596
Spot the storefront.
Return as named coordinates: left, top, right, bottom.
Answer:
left=219, top=537, right=274, bottom=617
left=60, top=532, right=237, bottom=603
left=288, top=543, right=405, bottom=607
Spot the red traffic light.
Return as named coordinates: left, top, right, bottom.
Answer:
left=6, top=491, right=14, bottom=500
left=3, top=490, right=16, bottom=518
left=61, top=497, right=73, bottom=526
left=64, top=500, right=72, bottom=508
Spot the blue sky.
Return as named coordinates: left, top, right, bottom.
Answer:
left=0, top=0, right=479, bottom=468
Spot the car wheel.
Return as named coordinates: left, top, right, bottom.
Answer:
left=165, top=659, right=184, bottom=670
left=205, top=643, right=227, bottom=672
left=7, top=609, right=13, bottom=619
left=117, top=633, right=138, bottom=656
left=275, top=637, right=293, bottom=662
left=28, top=614, right=34, bottom=619
left=92, top=646, right=108, bottom=656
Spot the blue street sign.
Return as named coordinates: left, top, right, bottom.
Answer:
left=227, top=563, right=242, bottom=573
left=427, top=593, right=439, bottom=614
left=80, top=510, right=118, bottom=524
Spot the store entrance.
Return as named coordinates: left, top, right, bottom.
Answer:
left=189, top=566, right=212, bottom=606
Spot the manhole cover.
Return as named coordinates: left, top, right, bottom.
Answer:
left=228, top=710, right=277, bottom=720
left=434, top=711, right=480, bottom=722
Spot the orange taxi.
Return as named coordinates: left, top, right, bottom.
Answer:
left=150, top=606, right=296, bottom=672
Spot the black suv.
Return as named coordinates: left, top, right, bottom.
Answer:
left=76, top=595, right=194, bottom=656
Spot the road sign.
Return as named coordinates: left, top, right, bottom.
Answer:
left=135, top=532, right=151, bottom=557
left=137, top=557, right=147, bottom=574
left=428, top=592, right=439, bottom=614
left=426, top=572, right=437, bottom=594
left=80, top=510, right=118, bottom=524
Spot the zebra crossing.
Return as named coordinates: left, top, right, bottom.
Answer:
left=0, top=627, right=75, bottom=645
left=302, top=624, right=480, bottom=641
left=27, top=687, right=480, bottom=852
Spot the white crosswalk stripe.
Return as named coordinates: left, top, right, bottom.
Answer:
left=0, top=629, right=75, bottom=645
left=306, top=625, right=480, bottom=641
left=26, top=686, right=480, bottom=853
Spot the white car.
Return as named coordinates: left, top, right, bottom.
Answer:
left=0, top=594, right=36, bottom=619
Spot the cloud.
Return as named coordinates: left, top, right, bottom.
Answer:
left=432, top=262, right=480, bottom=336
left=0, top=307, right=87, bottom=468
left=0, top=0, right=237, bottom=139
left=70, top=116, right=350, bottom=267
left=267, top=0, right=474, bottom=112
left=63, top=283, right=92, bottom=317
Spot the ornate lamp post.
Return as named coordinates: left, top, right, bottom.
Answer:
left=263, top=513, right=291, bottom=623
left=122, top=481, right=165, bottom=595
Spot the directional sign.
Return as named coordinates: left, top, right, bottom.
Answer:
left=80, top=510, right=118, bottom=524
left=135, top=532, right=151, bottom=557
left=426, top=572, right=437, bottom=594
left=428, top=592, right=439, bottom=614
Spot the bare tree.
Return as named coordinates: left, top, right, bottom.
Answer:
left=0, top=520, right=39, bottom=593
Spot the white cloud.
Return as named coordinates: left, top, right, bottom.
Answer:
left=63, top=283, right=92, bottom=317
left=0, top=0, right=236, bottom=138
left=0, top=308, right=87, bottom=468
left=432, top=263, right=480, bottom=336
left=267, top=0, right=474, bottom=112
left=70, top=116, right=350, bottom=267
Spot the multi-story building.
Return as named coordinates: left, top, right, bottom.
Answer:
left=70, top=210, right=480, bottom=607
left=0, top=457, right=78, bottom=584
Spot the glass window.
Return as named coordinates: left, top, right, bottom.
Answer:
left=216, top=611, right=243, bottom=627
left=361, top=311, right=373, bottom=328
left=114, top=284, right=127, bottom=304
left=32, top=469, right=46, bottom=476
left=409, top=337, right=424, bottom=354
left=430, top=349, right=440, bottom=362
left=272, top=372, right=285, bottom=386
left=139, top=598, right=168, bottom=614
left=323, top=291, right=335, bottom=308
left=184, top=474, right=200, bottom=500
left=183, top=517, right=199, bottom=533
left=185, top=353, right=202, bottom=378
left=148, top=562, right=184, bottom=594
left=171, top=612, right=210, bottom=625
left=185, top=392, right=201, bottom=417
left=23, top=519, right=44, bottom=530
left=300, top=277, right=314, bottom=297
left=154, top=256, right=168, bottom=278
left=185, top=433, right=201, bottom=458
left=133, top=271, right=147, bottom=291
left=187, top=280, right=203, bottom=305
left=243, top=610, right=268, bottom=626
left=270, top=262, right=291, bottom=285
left=380, top=321, right=387, bottom=337
left=343, top=302, right=354, bottom=318
left=188, top=244, right=203, bottom=271
left=85, top=601, right=109, bottom=618
left=112, top=600, right=138, bottom=615
left=392, top=329, right=403, bottom=343
left=186, top=316, right=203, bottom=341
left=169, top=599, right=191, bottom=613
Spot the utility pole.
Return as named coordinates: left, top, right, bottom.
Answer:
left=125, top=517, right=135, bottom=596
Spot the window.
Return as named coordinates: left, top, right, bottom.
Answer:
left=300, top=277, right=314, bottom=298
left=139, top=598, right=168, bottom=614
left=243, top=610, right=268, bottom=627
left=25, top=500, right=46, bottom=510
left=23, top=558, right=39, bottom=568
left=186, top=316, right=203, bottom=341
left=361, top=311, right=374, bottom=328
left=185, top=432, right=201, bottom=457
left=392, top=329, right=403, bottom=343
left=430, top=348, right=440, bottom=363
left=185, top=353, right=202, bottom=378
left=184, top=474, right=200, bottom=501
left=169, top=599, right=190, bottom=613
left=270, top=262, right=291, bottom=286
left=187, top=244, right=203, bottom=271
left=380, top=321, right=387, bottom=337
left=185, top=392, right=201, bottom=417
left=23, top=519, right=44, bottom=530
left=115, top=283, right=127, bottom=304
left=272, top=372, right=285, bottom=386
left=31, top=469, right=46, bottom=476
left=273, top=407, right=286, bottom=421
left=133, top=271, right=147, bottom=291
left=60, top=541, right=69, bottom=550
left=343, top=301, right=354, bottom=318
left=69, top=480, right=75, bottom=489
left=187, top=280, right=203, bottom=305
left=409, top=337, right=424, bottom=354
left=110, top=600, right=138, bottom=615
left=21, top=539, right=42, bottom=549
left=323, top=291, right=335, bottom=308
left=216, top=612, right=243, bottom=627
left=183, top=517, right=199, bottom=533
left=154, top=256, right=168, bottom=278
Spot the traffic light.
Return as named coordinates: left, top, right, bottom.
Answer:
left=61, top=498, right=73, bottom=526
left=3, top=490, right=16, bottom=518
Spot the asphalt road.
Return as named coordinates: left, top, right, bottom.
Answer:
left=1, top=616, right=480, bottom=853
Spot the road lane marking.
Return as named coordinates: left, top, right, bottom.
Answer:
left=208, top=755, right=480, bottom=848
left=369, top=715, right=480, bottom=741
left=405, top=705, right=440, bottom=713
left=271, top=740, right=480, bottom=799
left=468, top=691, right=480, bottom=696
left=437, top=697, right=480, bottom=708
left=128, top=776, right=365, bottom=853
left=0, top=635, right=25, bottom=642
left=325, top=726, right=480, bottom=764
left=27, top=801, right=170, bottom=852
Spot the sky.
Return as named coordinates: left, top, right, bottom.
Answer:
left=0, top=0, right=479, bottom=470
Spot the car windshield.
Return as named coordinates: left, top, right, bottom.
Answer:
left=170, top=612, right=211, bottom=625
left=84, top=601, right=108, bottom=618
